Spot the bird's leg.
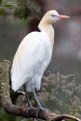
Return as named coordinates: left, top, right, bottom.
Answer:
left=23, top=84, right=32, bottom=108
left=32, top=88, right=47, bottom=118
left=32, top=88, right=47, bottom=114
left=23, top=85, right=38, bottom=121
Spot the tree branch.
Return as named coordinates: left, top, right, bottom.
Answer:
left=0, top=60, right=81, bottom=121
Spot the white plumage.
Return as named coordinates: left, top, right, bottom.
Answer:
left=11, top=10, right=70, bottom=94
left=11, top=31, right=52, bottom=92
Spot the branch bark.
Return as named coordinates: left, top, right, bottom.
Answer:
left=0, top=60, right=81, bottom=121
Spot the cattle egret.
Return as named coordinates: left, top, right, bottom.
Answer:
left=11, top=10, right=70, bottom=111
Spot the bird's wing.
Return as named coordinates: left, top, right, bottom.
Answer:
left=11, top=32, right=50, bottom=91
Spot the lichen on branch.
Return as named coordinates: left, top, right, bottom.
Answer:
left=0, top=60, right=81, bottom=121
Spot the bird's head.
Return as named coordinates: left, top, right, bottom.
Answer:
left=43, top=10, right=70, bottom=24
left=39, top=10, right=70, bottom=26
left=38, top=10, right=70, bottom=31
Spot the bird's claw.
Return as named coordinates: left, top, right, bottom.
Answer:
left=36, top=107, right=48, bottom=118
left=27, top=107, right=32, bottom=116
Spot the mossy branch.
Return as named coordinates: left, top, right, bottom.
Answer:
left=0, top=60, right=81, bottom=121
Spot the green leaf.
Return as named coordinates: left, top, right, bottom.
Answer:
left=4, top=2, right=17, bottom=9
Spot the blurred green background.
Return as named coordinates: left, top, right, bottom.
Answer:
left=0, top=0, right=81, bottom=121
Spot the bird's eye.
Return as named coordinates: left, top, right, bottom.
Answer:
left=51, top=15, right=57, bottom=18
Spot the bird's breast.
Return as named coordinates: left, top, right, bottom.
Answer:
left=38, top=32, right=52, bottom=73
left=27, top=33, right=53, bottom=91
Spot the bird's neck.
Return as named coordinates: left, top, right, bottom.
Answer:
left=38, top=22, right=54, bottom=50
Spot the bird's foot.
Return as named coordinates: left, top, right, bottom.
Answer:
left=27, top=106, right=33, bottom=116
left=36, top=106, right=48, bottom=118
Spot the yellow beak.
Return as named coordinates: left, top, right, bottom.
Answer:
left=57, top=15, right=70, bottom=19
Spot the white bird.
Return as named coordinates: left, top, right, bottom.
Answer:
left=11, top=10, right=70, bottom=111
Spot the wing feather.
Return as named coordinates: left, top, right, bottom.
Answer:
left=11, top=32, right=49, bottom=91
